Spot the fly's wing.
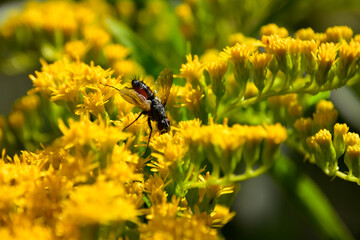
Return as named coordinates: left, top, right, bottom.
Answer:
left=153, top=68, right=173, bottom=106
left=119, top=88, right=151, bottom=112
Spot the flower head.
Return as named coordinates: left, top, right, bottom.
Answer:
left=326, top=26, right=353, bottom=42
left=178, top=54, right=206, bottom=87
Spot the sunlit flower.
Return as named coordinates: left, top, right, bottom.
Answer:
left=75, top=89, right=108, bottom=116
left=63, top=179, right=138, bottom=225
left=178, top=54, right=206, bottom=87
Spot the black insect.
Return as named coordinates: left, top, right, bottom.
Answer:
left=103, top=68, right=173, bottom=155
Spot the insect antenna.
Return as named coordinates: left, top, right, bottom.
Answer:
left=100, top=83, right=122, bottom=92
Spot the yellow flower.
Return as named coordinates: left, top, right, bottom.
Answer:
left=0, top=219, right=53, bottom=240
left=178, top=54, right=205, bottom=87
left=141, top=202, right=218, bottom=240
left=313, top=129, right=332, bottom=146
left=300, top=40, right=319, bottom=74
left=150, top=132, right=186, bottom=175
left=265, top=123, right=287, bottom=145
left=315, top=43, right=338, bottom=86
left=75, top=89, right=108, bottom=116
left=344, top=145, right=360, bottom=177
left=104, top=44, right=130, bottom=63
left=249, top=53, right=273, bottom=92
left=58, top=117, right=127, bottom=152
left=113, top=60, right=143, bottom=77
left=83, top=25, right=110, bottom=49
left=313, top=100, right=338, bottom=130
left=223, top=43, right=254, bottom=67
left=115, top=112, right=146, bottom=136
left=144, top=174, right=168, bottom=205
left=262, top=35, right=289, bottom=73
left=344, top=132, right=360, bottom=146
left=326, top=26, right=353, bottom=42
left=336, top=41, right=360, bottom=79
left=295, top=27, right=315, bottom=40
left=294, top=117, right=313, bottom=136
left=206, top=59, right=228, bottom=98
left=260, top=23, right=288, bottom=37
left=63, top=179, right=138, bottom=225
left=64, top=40, right=88, bottom=60
left=210, top=205, right=236, bottom=228
left=333, top=123, right=349, bottom=157
left=180, top=83, right=204, bottom=114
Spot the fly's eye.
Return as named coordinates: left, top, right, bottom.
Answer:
left=157, top=119, right=170, bottom=134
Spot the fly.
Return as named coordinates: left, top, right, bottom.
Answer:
left=102, top=68, right=173, bottom=155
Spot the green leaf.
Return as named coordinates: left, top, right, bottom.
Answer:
left=272, top=156, right=354, bottom=240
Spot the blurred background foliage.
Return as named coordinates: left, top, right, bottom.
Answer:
left=1, top=0, right=360, bottom=239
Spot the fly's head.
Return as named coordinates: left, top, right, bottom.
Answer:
left=157, top=118, right=170, bottom=134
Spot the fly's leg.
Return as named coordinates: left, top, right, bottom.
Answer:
left=143, top=117, right=153, bottom=156
left=123, top=111, right=145, bottom=130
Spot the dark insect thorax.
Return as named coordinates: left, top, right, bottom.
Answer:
left=131, top=79, right=154, bottom=100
